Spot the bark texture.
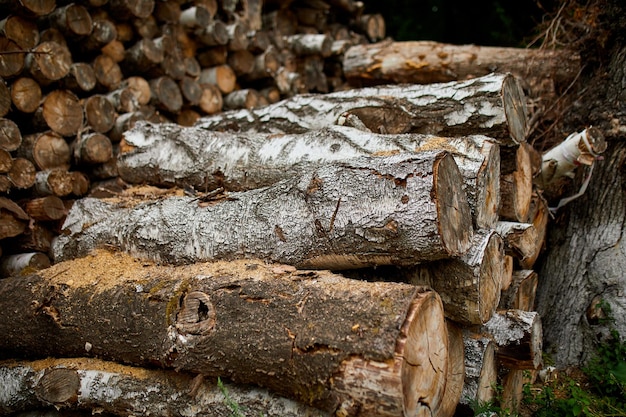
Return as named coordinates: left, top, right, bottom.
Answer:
left=0, top=358, right=330, bottom=417
left=195, top=73, right=528, bottom=146
left=54, top=152, right=474, bottom=269
left=0, top=250, right=448, bottom=416
left=342, top=40, right=581, bottom=93
left=119, top=122, right=500, bottom=229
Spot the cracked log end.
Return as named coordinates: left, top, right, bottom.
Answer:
left=435, top=153, right=474, bottom=257
left=502, top=74, right=528, bottom=145
left=332, top=289, right=448, bottom=417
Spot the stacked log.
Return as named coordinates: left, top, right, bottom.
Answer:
left=0, top=6, right=579, bottom=416
left=0, top=0, right=383, bottom=275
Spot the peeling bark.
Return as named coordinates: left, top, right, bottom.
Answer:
left=0, top=251, right=448, bottom=416
left=195, top=73, right=528, bottom=146
left=119, top=122, right=500, bottom=229
left=54, top=152, right=474, bottom=269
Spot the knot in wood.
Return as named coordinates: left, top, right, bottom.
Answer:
left=176, top=291, right=216, bottom=336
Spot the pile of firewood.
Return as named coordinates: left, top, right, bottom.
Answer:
left=0, top=0, right=382, bottom=275
left=0, top=1, right=603, bottom=416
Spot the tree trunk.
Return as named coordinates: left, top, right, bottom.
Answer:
left=342, top=40, right=580, bottom=94
left=195, top=73, right=528, bottom=146
left=119, top=122, right=500, bottom=228
left=0, top=251, right=449, bottom=416
left=0, top=357, right=330, bottom=417
left=54, top=152, right=473, bottom=269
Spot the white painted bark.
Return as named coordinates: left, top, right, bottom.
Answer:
left=0, top=358, right=329, bottom=417
left=53, top=152, right=473, bottom=269
left=195, top=73, right=528, bottom=146
left=118, top=122, right=500, bottom=229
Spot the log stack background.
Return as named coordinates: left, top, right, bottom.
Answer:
left=0, top=0, right=582, bottom=416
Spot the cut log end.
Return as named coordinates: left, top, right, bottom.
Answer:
left=477, top=232, right=505, bottom=324
left=502, top=74, right=528, bottom=145
left=400, top=290, right=447, bottom=416
left=435, top=153, right=473, bottom=257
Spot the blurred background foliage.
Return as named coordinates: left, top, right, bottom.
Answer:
left=362, top=0, right=557, bottom=46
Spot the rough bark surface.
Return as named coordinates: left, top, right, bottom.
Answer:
left=537, top=141, right=626, bottom=366
left=195, top=73, right=528, bottom=146
left=0, top=358, right=330, bottom=417
left=119, top=122, right=500, bottom=229
left=342, top=40, right=581, bottom=94
left=0, top=250, right=448, bottom=416
left=54, top=152, right=473, bottom=269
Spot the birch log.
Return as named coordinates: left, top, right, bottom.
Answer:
left=0, top=250, right=448, bottom=417
left=342, top=40, right=580, bottom=93
left=119, top=122, right=500, bottom=228
left=484, top=310, right=543, bottom=370
left=0, top=358, right=329, bottom=417
left=457, top=332, right=497, bottom=410
left=195, top=73, right=528, bottom=146
left=54, top=152, right=474, bottom=269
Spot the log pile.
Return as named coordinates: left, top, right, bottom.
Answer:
left=0, top=3, right=587, bottom=416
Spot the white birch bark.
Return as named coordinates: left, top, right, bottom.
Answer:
left=54, top=152, right=474, bottom=269
left=0, top=358, right=329, bottom=417
left=195, top=73, right=528, bottom=146
left=118, top=122, right=500, bottom=229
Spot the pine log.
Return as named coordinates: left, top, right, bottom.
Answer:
left=0, top=15, right=39, bottom=50
left=179, top=5, right=212, bottom=28
left=499, top=143, right=534, bottom=222
left=343, top=41, right=580, bottom=91
left=23, top=195, right=66, bottom=221
left=0, top=196, right=29, bottom=239
left=0, top=117, right=22, bottom=151
left=45, top=3, right=93, bottom=38
left=150, top=76, right=183, bottom=113
left=0, top=252, right=50, bottom=277
left=0, top=0, right=55, bottom=16
left=196, top=73, right=528, bottom=146
left=72, top=132, right=113, bottom=165
left=495, top=221, right=538, bottom=263
left=108, top=0, right=155, bottom=19
left=0, top=148, right=12, bottom=173
left=9, top=77, right=42, bottom=114
left=7, top=157, right=36, bottom=189
left=0, top=37, right=25, bottom=78
left=0, top=357, right=330, bottom=417
left=0, top=78, right=10, bottom=117
left=119, top=122, right=498, bottom=228
left=33, top=169, right=74, bottom=197
left=55, top=152, right=473, bottom=269
left=519, top=192, right=548, bottom=269
left=19, top=131, right=71, bottom=170
left=484, top=309, right=543, bottom=370
left=198, top=82, right=223, bottom=114
left=499, top=270, right=538, bottom=311
left=93, top=54, right=123, bottom=90
left=60, top=62, right=97, bottom=92
left=41, top=90, right=84, bottom=137
left=83, top=95, right=116, bottom=133
left=26, top=41, right=72, bottom=84
left=407, top=230, right=504, bottom=325
left=198, top=64, right=237, bottom=94
left=457, top=332, right=497, bottom=410
left=0, top=251, right=449, bottom=416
